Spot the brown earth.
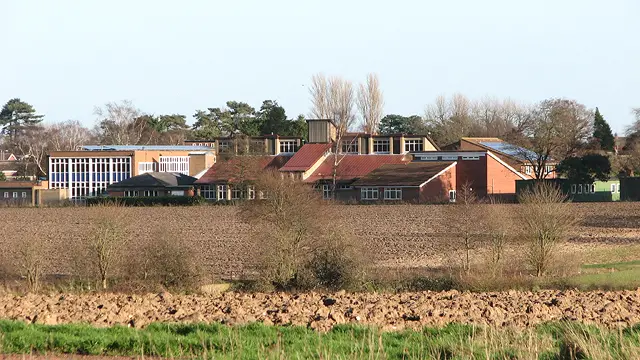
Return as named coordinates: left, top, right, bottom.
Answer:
left=0, top=203, right=638, bottom=280
left=1, top=290, right=640, bottom=331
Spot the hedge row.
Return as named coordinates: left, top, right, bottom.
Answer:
left=86, top=196, right=207, bottom=206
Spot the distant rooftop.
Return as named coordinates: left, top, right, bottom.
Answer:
left=81, top=145, right=213, bottom=151
left=476, top=141, right=538, bottom=161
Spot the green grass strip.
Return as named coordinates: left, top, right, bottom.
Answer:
left=1, top=320, right=640, bottom=359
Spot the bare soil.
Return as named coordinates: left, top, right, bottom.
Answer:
left=0, top=203, right=638, bottom=280
left=1, top=289, right=639, bottom=331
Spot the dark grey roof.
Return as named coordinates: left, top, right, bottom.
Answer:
left=81, top=145, right=212, bottom=151
left=108, top=172, right=197, bottom=189
left=352, top=161, right=455, bottom=186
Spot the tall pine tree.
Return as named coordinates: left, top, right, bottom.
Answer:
left=592, top=107, right=615, bottom=151
left=0, top=98, right=44, bottom=142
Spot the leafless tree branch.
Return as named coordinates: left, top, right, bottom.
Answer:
left=357, top=73, right=384, bottom=134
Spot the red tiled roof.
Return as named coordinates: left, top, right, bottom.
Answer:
left=279, top=143, right=332, bottom=172
left=304, top=154, right=409, bottom=183
left=195, top=155, right=292, bottom=184
left=352, top=161, right=455, bottom=186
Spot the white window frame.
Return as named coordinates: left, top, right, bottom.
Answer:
left=611, top=183, right=620, bottom=193
left=21, top=192, right=27, bottom=198
left=279, top=140, right=297, bottom=154
left=545, top=165, right=554, bottom=174
left=384, top=188, right=402, bottom=200
left=322, top=184, right=332, bottom=200
left=231, top=187, right=243, bottom=200
left=143, top=190, right=159, bottom=197
left=247, top=185, right=256, bottom=200
left=421, top=155, right=439, bottom=161
left=442, top=155, right=458, bottom=161
left=578, top=184, right=583, bottom=194
left=524, top=165, right=532, bottom=175
left=449, top=190, right=456, bottom=203
left=124, top=190, right=139, bottom=197
left=461, top=156, right=479, bottom=160
left=341, top=139, right=359, bottom=154
left=372, top=139, right=390, bottom=154
left=590, top=184, right=595, bottom=193
left=404, top=139, right=423, bottom=152
left=218, top=141, right=231, bottom=153
left=571, top=184, right=577, bottom=194
left=3, top=192, right=8, bottom=198
left=138, top=162, right=156, bottom=174
left=200, top=185, right=216, bottom=200
left=338, top=184, right=352, bottom=190
left=159, top=156, right=189, bottom=175
left=12, top=192, right=17, bottom=198
left=360, top=187, right=378, bottom=200
left=217, top=185, right=227, bottom=200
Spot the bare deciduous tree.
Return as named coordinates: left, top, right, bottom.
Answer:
left=309, top=74, right=332, bottom=119
left=16, top=235, right=47, bottom=292
left=309, top=73, right=357, bottom=199
left=357, top=73, right=384, bottom=134
left=471, top=97, right=529, bottom=138
left=451, top=181, right=479, bottom=275
left=89, top=211, right=128, bottom=289
left=48, top=120, right=94, bottom=151
left=512, top=98, right=593, bottom=179
left=518, top=182, right=576, bottom=277
left=484, top=199, right=511, bottom=278
left=14, top=125, right=49, bottom=176
left=240, top=171, right=362, bottom=290
left=424, top=93, right=477, bottom=146
left=94, top=100, right=148, bottom=145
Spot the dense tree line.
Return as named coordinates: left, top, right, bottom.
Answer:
left=0, top=87, right=635, bottom=178
left=0, top=98, right=308, bottom=177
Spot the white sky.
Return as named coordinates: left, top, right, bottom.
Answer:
left=2, top=0, right=638, bottom=134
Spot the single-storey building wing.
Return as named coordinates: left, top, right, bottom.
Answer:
left=194, top=155, right=292, bottom=200
left=107, top=172, right=198, bottom=197
left=48, top=145, right=215, bottom=199
left=443, top=137, right=557, bottom=179
left=351, top=162, right=457, bottom=202
left=0, top=180, right=68, bottom=206
left=516, top=178, right=621, bottom=202
left=412, top=150, right=528, bottom=200
left=302, top=154, right=411, bottom=200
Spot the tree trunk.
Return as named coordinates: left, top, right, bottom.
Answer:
left=102, top=277, right=107, bottom=289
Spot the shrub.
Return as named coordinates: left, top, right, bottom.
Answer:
left=517, top=182, right=577, bottom=277
left=240, top=171, right=364, bottom=291
left=133, top=228, right=202, bottom=290
left=86, top=196, right=206, bottom=207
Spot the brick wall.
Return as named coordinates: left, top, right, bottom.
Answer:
left=456, top=157, right=488, bottom=197
left=485, top=155, right=522, bottom=195
left=420, top=164, right=456, bottom=203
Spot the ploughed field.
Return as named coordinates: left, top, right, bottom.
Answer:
left=0, top=203, right=638, bottom=280
left=2, top=289, right=640, bottom=330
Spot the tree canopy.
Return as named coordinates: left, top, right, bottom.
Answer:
left=592, top=107, right=615, bottom=151
left=512, top=98, right=593, bottom=179
left=378, top=114, right=427, bottom=135
left=556, top=154, right=611, bottom=184
left=0, top=98, right=44, bottom=142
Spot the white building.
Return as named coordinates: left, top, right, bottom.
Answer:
left=48, top=145, right=214, bottom=199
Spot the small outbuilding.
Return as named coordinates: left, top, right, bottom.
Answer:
left=107, top=172, right=198, bottom=197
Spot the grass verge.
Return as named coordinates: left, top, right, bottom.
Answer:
left=1, top=320, right=639, bottom=359
left=556, top=260, right=640, bottom=290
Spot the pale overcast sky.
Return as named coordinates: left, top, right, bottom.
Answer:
left=2, top=0, right=638, bottom=134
